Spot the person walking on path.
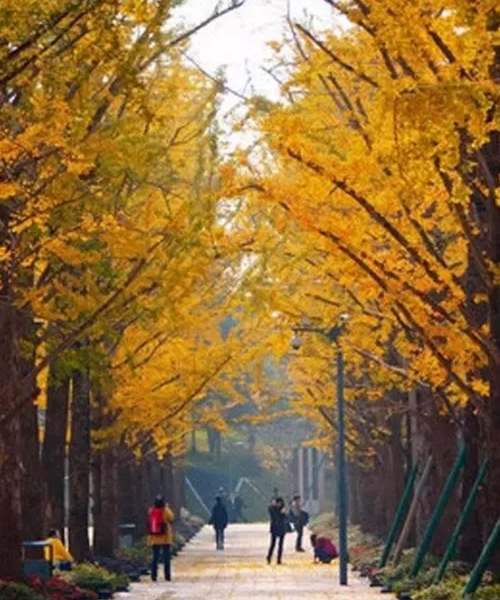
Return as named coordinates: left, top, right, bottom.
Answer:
left=147, top=495, right=174, bottom=582
left=209, top=496, right=229, bottom=550
left=266, top=497, right=288, bottom=565
left=289, top=494, right=309, bottom=552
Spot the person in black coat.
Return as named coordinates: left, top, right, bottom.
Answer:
left=289, top=494, right=309, bottom=552
left=266, top=497, right=288, bottom=565
left=209, top=496, right=229, bottom=550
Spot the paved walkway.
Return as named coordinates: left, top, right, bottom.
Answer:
left=121, top=523, right=391, bottom=600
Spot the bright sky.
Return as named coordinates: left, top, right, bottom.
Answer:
left=174, top=0, right=336, bottom=103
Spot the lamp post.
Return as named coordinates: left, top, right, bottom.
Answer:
left=291, top=315, right=349, bottom=586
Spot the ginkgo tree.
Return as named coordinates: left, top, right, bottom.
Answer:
left=222, top=0, right=500, bottom=550
left=0, top=0, right=254, bottom=578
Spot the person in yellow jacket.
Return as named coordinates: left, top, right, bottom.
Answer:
left=45, top=529, right=74, bottom=571
left=147, top=495, right=174, bottom=582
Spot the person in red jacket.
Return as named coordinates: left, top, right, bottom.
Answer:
left=310, top=534, right=338, bottom=564
left=147, top=495, right=174, bottom=582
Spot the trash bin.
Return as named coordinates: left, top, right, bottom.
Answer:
left=22, top=541, right=53, bottom=580
left=118, top=523, right=136, bottom=548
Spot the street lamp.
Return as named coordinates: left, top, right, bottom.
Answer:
left=291, top=315, right=349, bottom=586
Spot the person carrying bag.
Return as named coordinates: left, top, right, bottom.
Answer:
left=147, top=495, right=174, bottom=582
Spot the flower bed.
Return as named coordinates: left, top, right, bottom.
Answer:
left=95, top=555, right=146, bottom=583
left=28, top=576, right=98, bottom=600
left=0, top=581, right=45, bottom=600
left=0, top=576, right=97, bottom=600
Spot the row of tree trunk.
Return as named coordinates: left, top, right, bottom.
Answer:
left=346, top=388, right=491, bottom=564
left=0, top=356, right=185, bottom=579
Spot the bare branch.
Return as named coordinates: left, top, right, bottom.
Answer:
left=294, top=22, right=379, bottom=88
left=183, top=52, right=249, bottom=101
left=167, top=1, right=247, bottom=49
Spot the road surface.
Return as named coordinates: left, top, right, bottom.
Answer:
left=121, top=523, right=391, bottom=599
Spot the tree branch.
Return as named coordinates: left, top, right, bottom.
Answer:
left=294, top=23, right=379, bottom=88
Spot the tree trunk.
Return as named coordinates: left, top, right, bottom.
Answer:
left=173, top=458, right=186, bottom=517
left=120, top=458, right=147, bottom=537
left=248, top=427, right=256, bottom=453
left=15, top=277, right=44, bottom=542
left=135, top=461, right=148, bottom=536
left=144, top=449, right=161, bottom=502
left=20, top=399, right=44, bottom=540
left=484, top=221, right=500, bottom=558
left=118, top=447, right=136, bottom=525
left=414, top=389, right=460, bottom=556
left=42, top=367, right=70, bottom=541
left=459, top=403, right=483, bottom=562
left=93, top=444, right=119, bottom=556
left=162, top=451, right=175, bottom=507
left=93, top=446, right=103, bottom=551
left=0, top=302, right=23, bottom=579
left=207, top=428, right=221, bottom=462
left=380, top=413, right=405, bottom=535
left=69, top=368, right=91, bottom=561
left=354, top=462, right=374, bottom=533
left=476, top=20, right=500, bottom=565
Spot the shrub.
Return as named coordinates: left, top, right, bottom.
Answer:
left=110, top=573, right=129, bottom=592
left=115, top=545, right=149, bottom=566
left=407, top=577, right=500, bottom=600
left=470, top=584, right=500, bottom=600
left=186, top=515, right=204, bottom=529
left=27, top=576, right=98, bottom=600
left=175, top=515, right=204, bottom=543
left=0, top=581, right=45, bottom=600
left=63, top=564, right=129, bottom=594
left=391, top=568, right=440, bottom=595
left=414, top=578, right=465, bottom=600
left=95, top=555, right=146, bottom=579
left=309, top=513, right=338, bottom=534
left=350, top=544, right=382, bottom=574
left=380, top=549, right=440, bottom=588
left=116, top=537, right=151, bottom=566
left=446, top=561, right=470, bottom=577
left=173, top=534, right=186, bottom=552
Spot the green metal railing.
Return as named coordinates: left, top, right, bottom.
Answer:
left=410, top=444, right=466, bottom=578
left=379, top=462, right=419, bottom=568
left=393, top=456, right=433, bottom=566
left=434, top=459, right=488, bottom=584
left=463, top=513, right=500, bottom=596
